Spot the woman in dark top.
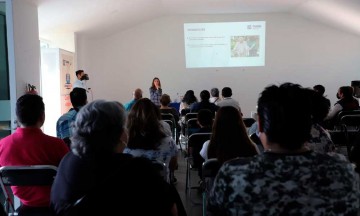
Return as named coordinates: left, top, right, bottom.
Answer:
left=179, top=90, right=198, bottom=116
left=190, top=90, right=219, bottom=116
left=50, top=100, right=180, bottom=216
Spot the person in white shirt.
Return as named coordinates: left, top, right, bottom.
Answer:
left=217, top=87, right=242, bottom=113
left=73, top=70, right=87, bottom=89
left=209, top=88, right=220, bottom=104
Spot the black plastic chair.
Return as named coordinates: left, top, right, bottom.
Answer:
left=186, top=118, right=200, bottom=137
left=249, top=133, right=264, bottom=153
left=0, top=165, right=57, bottom=215
left=201, top=158, right=221, bottom=216
left=332, top=110, right=360, bottom=130
left=243, top=118, right=256, bottom=128
left=185, top=133, right=212, bottom=205
left=340, top=115, right=360, bottom=156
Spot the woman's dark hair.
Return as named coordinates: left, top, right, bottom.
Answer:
left=150, top=77, right=161, bottom=89
left=127, top=98, right=167, bottom=150
left=306, top=88, right=330, bottom=123
left=71, top=100, right=126, bottom=159
left=182, top=90, right=197, bottom=104
left=207, top=106, right=258, bottom=164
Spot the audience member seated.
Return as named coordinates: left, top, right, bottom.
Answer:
left=324, top=86, right=359, bottom=129
left=208, top=83, right=360, bottom=215
left=306, top=88, right=336, bottom=154
left=313, top=84, right=331, bottom=109
left=124, top=88, right=142, bottom=112
left=50, top=100, right=183, bottom=216
left=190, top=90, right=219, bottom=116
left=0, top=94, right=69, bottom=215
left=200, top=106, right=258, bottom=164
left=124, top=98, right=179, bottom=184
left=192, top=109, right=213, bottom=135
left=209, top=87, right=220, bottom=104
left=179, top=90, right=197, bottom=116
left=179, top=90, right=198, bottom=135
left=56, top=88, right=87, bottom=147
left=160, top=94, right=181, bottom=141
left=187, top=109, right=214, bottom=178
left=216, top=87, right=242, bottom=112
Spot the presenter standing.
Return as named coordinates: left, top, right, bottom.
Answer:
left=73, top=70, right=87, bottom=90
left=149, top=77, right=162, bottom=107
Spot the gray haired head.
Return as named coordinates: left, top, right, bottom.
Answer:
left=71, top=100, right=126, bottom=158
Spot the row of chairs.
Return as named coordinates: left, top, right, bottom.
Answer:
left=329, top=112, right=360, bottom=157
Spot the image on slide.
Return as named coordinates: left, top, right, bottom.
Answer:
left=231, top=35, right=260, bottom=57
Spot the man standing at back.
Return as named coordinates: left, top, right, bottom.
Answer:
left=56, top=88, right=87, bottom=146
left=217, top=87, right=241, bottom=112
left=0, top=94, right=69, bottom=212
left=73, top=69, right=87, bottom=89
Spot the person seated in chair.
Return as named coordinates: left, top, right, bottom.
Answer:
left=0, top=94, right=69, bottom=215
left=56, top=88, right=87, bottom=147
left=190, top=90, right=219, bottom=116
left=124, top=88, right=142, bottom=112
left=160, top=94, right=181, bottom=142
left=124, top=98, right=178, bottom=185
left=208, top=83, right=360, bottom=215
left=209, top=87, right=220, bottom=104
left=200, top=106, right=258, bottom=164
left=324, top=86, right=359, bottom=129
left=50, top=100, right=184, bottom=216
left=196, top=109, right=213, bottom=133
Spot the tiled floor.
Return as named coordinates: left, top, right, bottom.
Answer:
left=174, top=150, right=203, bottom=216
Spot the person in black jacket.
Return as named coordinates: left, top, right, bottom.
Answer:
left=50, top=100, right=185, bottom=216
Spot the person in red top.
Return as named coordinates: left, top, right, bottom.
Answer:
left=0, top=94, right=69, bottom=213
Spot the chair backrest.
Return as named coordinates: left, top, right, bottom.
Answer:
left=334, top=110, right=360, bottom=129
left=202, top=158, right=221, bottom=179
left=151, top=160, right=167, bottom=182
left=0, top=165, right=57, bottom=186
left=185, top=113, right=198, bottom=123
left=243, top=118, right=256, bottom=128
left=340, top=115, right=360, bottom=129
left=249, top=133, right=264, bottom=153
left=339, top=115, right=360, bottom=157
left=161, top=113, right=175, bottom=122
left=0, top=165, right=57, bottom=214
left=201, top=158, right=221, bottom=216
left=187, top=133, right=212, bottom=169
left=186, top=118, right=200, bottom=136
left=163, top=119, right=176, bottom=138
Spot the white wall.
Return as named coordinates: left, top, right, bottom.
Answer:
left=41, top=32, right=75, bottom=53
left=76, top=13, right=360, bottom=117
left=6, top=0, right=40, bottom=129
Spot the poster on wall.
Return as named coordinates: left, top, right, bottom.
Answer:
left=60, top=50, right=75, bottom=114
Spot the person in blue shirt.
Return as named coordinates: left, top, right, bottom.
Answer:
left=56, top=88, right=87, bottom=146
left=124, top=88, right=142, bottom=112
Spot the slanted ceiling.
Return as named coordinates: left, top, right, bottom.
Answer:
left=28, top=0, right=360, bottom=38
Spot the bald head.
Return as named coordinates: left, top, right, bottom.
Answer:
left=134, top=88, right=143, bottom=100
